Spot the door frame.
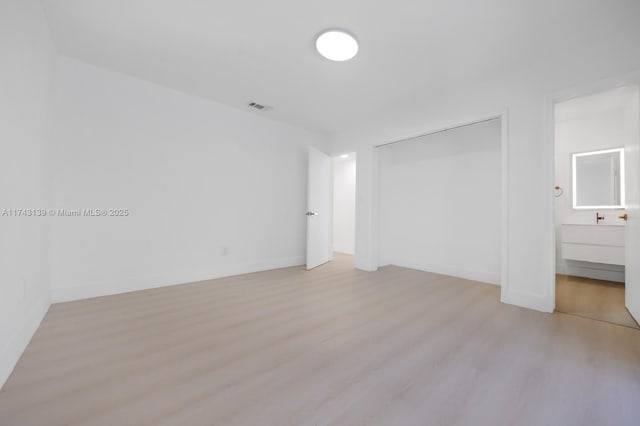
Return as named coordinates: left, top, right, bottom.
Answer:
left=331, top=152, right=357, bottom=257
left=369, top=111, right=510, bottom=300
left=543, top=71, right=640, bottom=312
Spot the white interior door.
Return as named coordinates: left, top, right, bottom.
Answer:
left=625, top=86, right=640, bottom=323
left=306, top=147, right=332, bottom=270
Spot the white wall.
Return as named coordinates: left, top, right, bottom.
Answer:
left=378, top=120, right=501, bottom=284
left=333, top=155, right=356, bottom=254
left=0, top=1, right=56, bottom=388
left=332, top=27, right=640, bottom=312
left=554, top=87, right=637, bottom=282
left=49, top=57, right=328, bottom=302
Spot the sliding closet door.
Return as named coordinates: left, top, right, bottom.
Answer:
left=377, top=119, right=501, bottom=284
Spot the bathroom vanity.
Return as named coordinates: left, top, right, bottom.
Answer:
left=560, top=224, right=625, bottom=265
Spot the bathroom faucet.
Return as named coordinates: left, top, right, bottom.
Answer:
left=596, top=212, right=605, bottom=224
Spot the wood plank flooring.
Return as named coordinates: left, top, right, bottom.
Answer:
left=1, top=254, right=639, bottom=426
left=556, top=274, right=639, bottom=329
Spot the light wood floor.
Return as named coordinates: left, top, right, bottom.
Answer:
left=1, top=254, right=639, bottom=426
left=556, top=274, right=640, bottom=329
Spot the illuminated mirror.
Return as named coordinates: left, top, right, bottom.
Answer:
left=572, top=148, right=625, bottom=209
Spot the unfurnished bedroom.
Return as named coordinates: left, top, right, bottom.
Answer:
left=1, top=1, right=640, bottom=425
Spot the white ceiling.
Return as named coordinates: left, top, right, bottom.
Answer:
left=42, top=0, right=640, bottom=136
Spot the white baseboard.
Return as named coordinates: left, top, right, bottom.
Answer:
left=333, top=248, right=355, bottom=255
left=381, top=261, right=501, bottom=286
left=355, top=258, right=377, bottom=272
left=556, top=263, right=624, bottom=283
left=501, top=289, right=553, bottom=313
left=51, top=256, right=305, bottom=303
left=0, top=296, right=50, bottom=390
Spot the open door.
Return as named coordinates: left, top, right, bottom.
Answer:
left=625, top=86, right=640, bottom=323
left=306, top=147, right=332, bottom=270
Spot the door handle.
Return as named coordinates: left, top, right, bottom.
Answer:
left=306, top=211, right=318, bottom=217
left=619, top=213, right=628, bottom=221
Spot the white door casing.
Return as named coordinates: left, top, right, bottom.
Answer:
left=624, top=86, right=640, bottom=323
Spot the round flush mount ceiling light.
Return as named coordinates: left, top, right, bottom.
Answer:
left=316, top=30, right=358, bottom=61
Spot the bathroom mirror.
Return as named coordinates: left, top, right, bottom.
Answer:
left=572, top=148, right=625, bottom=209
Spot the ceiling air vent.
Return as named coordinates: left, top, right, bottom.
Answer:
left=248, top=102, right=266, bottom=110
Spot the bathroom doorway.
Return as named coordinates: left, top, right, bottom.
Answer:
left=553, top=85, right=640, bottom=328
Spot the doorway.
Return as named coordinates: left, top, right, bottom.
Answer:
left=553, top=86, right=640, bottom=328
left=332, top=153, right=356, bottom=258
left=305, top=148, right=357, bottom=270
